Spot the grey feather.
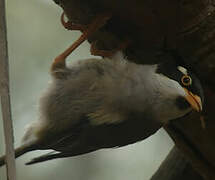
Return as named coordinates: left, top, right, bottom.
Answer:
left=0, top=53, right=198, bottom=166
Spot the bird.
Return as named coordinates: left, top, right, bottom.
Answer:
left=0, top=50, right=203, bottom=166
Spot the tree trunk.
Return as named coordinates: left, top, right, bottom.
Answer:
left=52, top=0, right=215, bottom=179
left=150, top=146, right=203, bottom=180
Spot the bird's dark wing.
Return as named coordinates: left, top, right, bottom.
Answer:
left=48, top=110, right=162, bottom=152
left=26, top=112, right=162, bottom=165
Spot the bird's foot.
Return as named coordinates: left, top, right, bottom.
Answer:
left=61, top=12, right=86, bottom=32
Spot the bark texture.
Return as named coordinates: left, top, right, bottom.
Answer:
left=150, top=146, right=203, bottom=180
left=52, top=0, right=215, bottom=179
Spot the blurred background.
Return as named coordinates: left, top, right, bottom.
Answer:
left=0, top=0, right=174, bottom=179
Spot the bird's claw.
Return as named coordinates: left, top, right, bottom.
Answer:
left=59, top=11, right=131, bottom=58
left=61, top=12, right=86, bottom=31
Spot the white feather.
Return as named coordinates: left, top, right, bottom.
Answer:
left=177, top=66, right=188, bottom=75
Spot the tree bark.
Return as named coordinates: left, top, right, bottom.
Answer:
left=150, top=146, right=203, bottom=180
left=52, top=0, right=215, bottom=179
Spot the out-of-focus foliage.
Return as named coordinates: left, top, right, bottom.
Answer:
left=0, top=0, right=174, bottom=179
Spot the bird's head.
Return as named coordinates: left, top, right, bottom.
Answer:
left=153, top=60, right=204, bottom=123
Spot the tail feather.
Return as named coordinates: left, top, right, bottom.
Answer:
left=26, top=151, right=72, bottom=165
left=26, top=148, right=97, bottom=165
left=0, top=143, right=35, bottom=167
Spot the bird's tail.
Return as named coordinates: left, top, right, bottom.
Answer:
left=25, top=151, right=71, bottom=165
left=0, top=143, right=35, bottom=167
left=26, top=148, right=96, bottom=165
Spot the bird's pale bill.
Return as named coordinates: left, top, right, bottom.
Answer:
left=184, top=88, right=202, bottom=112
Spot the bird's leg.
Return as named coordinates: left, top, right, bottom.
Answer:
left=90, top=39, right=131, bottom=57
left=61, top=12, right=131, bottom=58
left=61, top=12, right=86, bottom=32
left=51, top=13, right=112, bottom=74
left=60, top=12, right=131, bottom=59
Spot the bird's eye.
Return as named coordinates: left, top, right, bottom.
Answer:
left=181, top=75, right=192, bottom=86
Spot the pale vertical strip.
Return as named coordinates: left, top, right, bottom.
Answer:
left=0, top=0, right=17, bottom=179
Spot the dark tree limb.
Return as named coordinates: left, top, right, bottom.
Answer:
left=0, top=0, right=17, bottom=179
left=150, top=146, right=203, bottom=180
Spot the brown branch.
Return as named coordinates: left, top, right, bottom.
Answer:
left=150, top=146, right=203, bottom=180
left=0, top=0, right=17, bottom=179
left=164, top=124, right=215, bottom=180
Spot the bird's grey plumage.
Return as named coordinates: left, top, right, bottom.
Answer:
left=28, top=57, right=160, bottom=149
left=23, top=54, right=188, bottom=152
left=0, top=52, right=202, bottom=166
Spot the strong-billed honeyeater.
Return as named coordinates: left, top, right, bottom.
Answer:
left=0, top=52, right=203, bottom=166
